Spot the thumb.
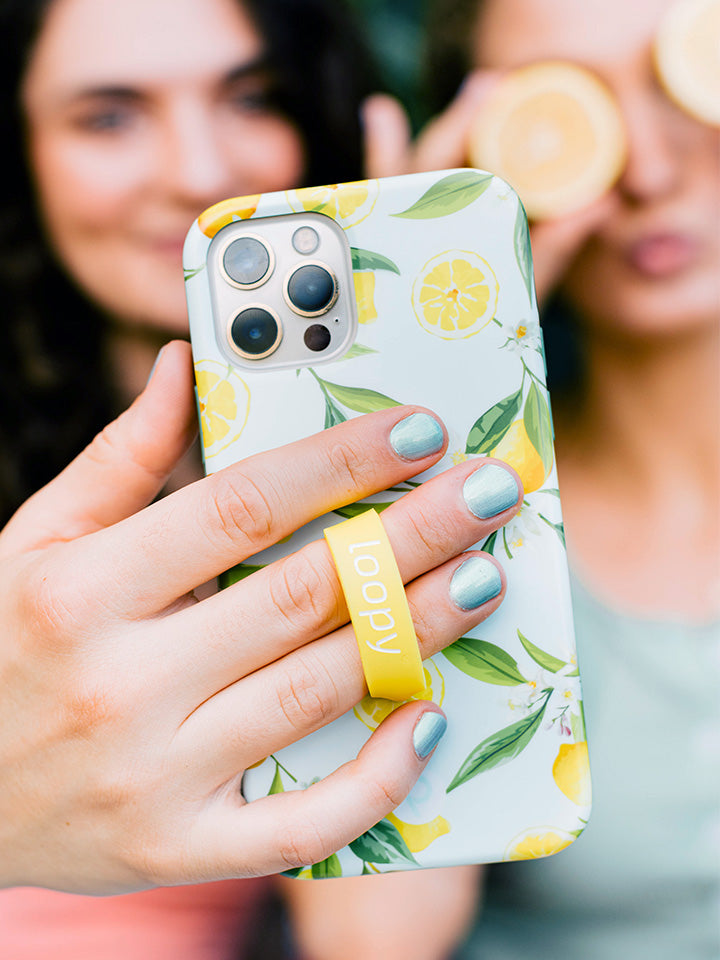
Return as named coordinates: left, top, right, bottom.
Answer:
left=0, top=340, right=197, bottom=555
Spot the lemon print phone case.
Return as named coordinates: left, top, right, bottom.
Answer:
left=184, top=170, right=590, bottom=876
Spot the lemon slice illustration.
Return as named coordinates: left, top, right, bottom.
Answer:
left=552, top=741, right=592, bottom=806
left=654, top=0, right=720, bottom=126
left=354, top=659, right=445, bottom=731
left=197, top=195, right=261, bottom=238
left=194, top=359, right=251, bottom=458
left=469, top=61, right=627, bottom=220
left=491, top=419, right=549, bottom=494
left=287, top=179, right=379, bottom=229
left=505, top=826, right=575, bottom=861
left=412, top=250, right=499, bottom=340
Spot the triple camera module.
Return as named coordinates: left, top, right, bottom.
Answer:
left=210, top=214, right=355, bottom=369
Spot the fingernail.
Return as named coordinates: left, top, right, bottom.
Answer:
left=413, top=711, right=448, bottom=759
left=145, top=346, right=166, bottom=387
left=449, top=556, right=503, bottom=610
left=390, top=413, right=444, bottom=461
left=463, top=463, right=520, bottom=519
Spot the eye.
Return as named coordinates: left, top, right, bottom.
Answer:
left=225, top=75, right=278, bottom=115
left=72, top=95, right=141, bottom=133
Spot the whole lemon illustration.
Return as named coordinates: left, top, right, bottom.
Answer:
left=386, top=812, right=451, bottom=853
left=353, top=272, right=377, bottom=324
left=412, top=250, right=499, bottom=340
left=505, top=827, right=575, bottom=860
left=354, top=659, right=445, bottom=731
left=552, top=741, right=592, bottom=806
left=491, top=419, right=548, bottom=493
left=194, top=360, right=251, bottom=458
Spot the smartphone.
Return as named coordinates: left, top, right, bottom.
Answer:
left=183, top=170, right=590, bottom=877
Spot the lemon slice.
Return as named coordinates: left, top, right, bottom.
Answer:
left=412, top=249, right=499, bottom=340
left=287, top=179, right=379, bottom=229
left=353, top=659, right=445, bottom=731
left=654, top=0, right=720, bottom=126
left=194, top=359, right=251, bottom=458
left=468, top=61, right=627, bottom=220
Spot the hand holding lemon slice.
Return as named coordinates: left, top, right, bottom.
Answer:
left=654, top=0, right=720, bottom=126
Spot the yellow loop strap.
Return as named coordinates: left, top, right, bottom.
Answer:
left=324, top=509, right=425, bottom=701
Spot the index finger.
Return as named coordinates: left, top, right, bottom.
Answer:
left=57, top=407, right=447, bottom=618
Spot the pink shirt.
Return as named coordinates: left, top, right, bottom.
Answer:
left=0, top=879, right=273, bottom=959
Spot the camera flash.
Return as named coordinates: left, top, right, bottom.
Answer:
left=292, top=226, right=320, bottom=255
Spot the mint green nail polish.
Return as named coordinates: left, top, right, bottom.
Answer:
left=390, top=413, right=444, bottom=461
left=449, top=557, right=502, bottom=610
left=413, top=711, right=447, bottom=759
left=463, top=464, right=520, bottom=519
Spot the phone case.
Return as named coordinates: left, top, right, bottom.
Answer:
left=183, top=170, right=591, bottom=877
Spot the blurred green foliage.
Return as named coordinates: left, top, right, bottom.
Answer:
left=347, top=0, right=429, bottom=128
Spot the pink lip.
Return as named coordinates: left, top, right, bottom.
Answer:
left=626, top=233, right=699, bottom=277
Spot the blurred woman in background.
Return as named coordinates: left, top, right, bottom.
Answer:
left=282, top=1, right=720, bottom=957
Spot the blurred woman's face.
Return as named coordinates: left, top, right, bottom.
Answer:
left=22, top=0, right=305, bottom=334
left=475, top=0, right=720, bottom=338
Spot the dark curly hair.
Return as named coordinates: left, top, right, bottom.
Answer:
left=0, top=0, right=378, bottom=524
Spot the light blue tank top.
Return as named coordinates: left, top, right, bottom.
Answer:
left=456, top=575, right=720, bottom=960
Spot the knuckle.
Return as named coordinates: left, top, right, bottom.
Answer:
left=326, top=439, right=375, bottom=494
left=406, top=598, right=433, bottom=653
left=275, top=653, right=340, bottom=735
left=365, top=775, right=406, bottom=811
left=22, top=560, right=87, bottom=644
left=204, top=471, right=275, bottom=549
left=405, top=502, right=460, bottom=561
left=277, top=817, right=332, bottom=870
left=269, top=549, right=343, bottom=633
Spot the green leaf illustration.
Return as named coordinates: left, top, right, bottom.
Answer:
left=447, top=689, right=552, bottom=792
left=320, top=378, right=401, bottom=413
left=443, top=637, right=528, bottom=686
left=269, top=764, right=285, bottom=795
left=466, top=387, right=523, bottom=455
left=281, top=866, right=304, bottom=878
left=513, top=202, right=534, bottom=305
left=332, top=501, right=393, bottom=519
left=517, top=629, right=567, bottom=673
left=349, top=819, right=417, bottom=865
left=538, top=514, right=566, bottom=548
left=481, top=530, right=498, bottom=556
left=571, top=701, right=587, bottom=740
left=391, top=171, right=494, bottom=220
left=219, top=562, right=265, bottom=589
left=323, top=393, right=347, bottom=428
left=339, top=343, right=378, bottom=361
left=183, top=265, right=205, bottom=281
left=311, top=853, right=343, bottom=879
left=523, top=381, right=554, bottom=474
left=350, top=248, right=400, bottom=274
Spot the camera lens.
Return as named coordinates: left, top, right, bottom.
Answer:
left=286, top=263, right=337, bottom=316
left=222, top=236, right=271, bottom=287
left=304, top=324, right=332, bottom=352
left=229, top=306, right=281, bottom=358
